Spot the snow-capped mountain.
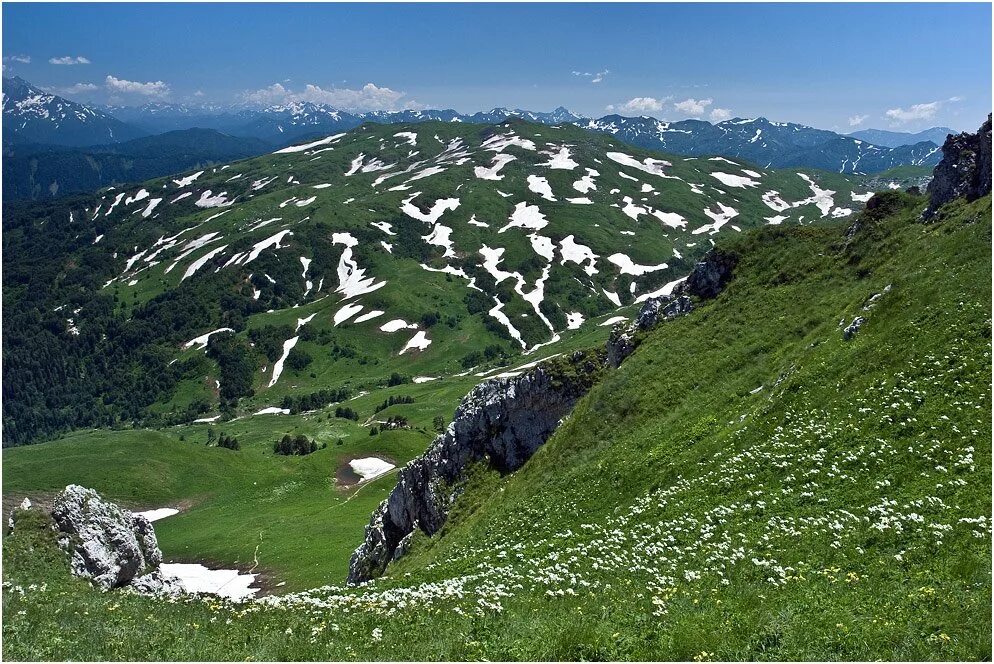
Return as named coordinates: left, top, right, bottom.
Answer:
left=2, top=76, right=147, bottom=146
left=101, top=102, right=246, bottom=134
left=228, top=109, right=944, bottom=173
left=2, top=75, right=944, bottom=174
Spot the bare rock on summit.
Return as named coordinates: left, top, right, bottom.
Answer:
left=924, top=114, right=992, bottom=219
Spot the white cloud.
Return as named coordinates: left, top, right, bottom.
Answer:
left=572, top=69, right=610, bottom=84
left=49, top=56, right=90, bottom=65
left=241, top=82, right=291, bottom=106
left=240, top=81, right=412, bottom=111
left=58, top=82, right=100, bottom=95
left=848, top=114, right=869, bottom=127
left=674, top=97, right=713, bottom=116
left=609, top=96, right=665, bottom=114
left=885, top=102, right=939, bottom=123
left=105, top=75, right=170, bottom=97
left=885, top=97, right=962, bottom=124
left=3, top=55, right=31, bottom=64
left=710, top=108, right=732, bottom=122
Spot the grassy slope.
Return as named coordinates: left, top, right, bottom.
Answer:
left=7, top=119, right=868, bottom=431
left=2, top=193, right=989, bottom=660
left=1, top=315, right=616, bottom=590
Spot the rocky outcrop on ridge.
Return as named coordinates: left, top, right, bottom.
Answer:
left=607, top=248, right=737, bottom=367
left=348, top=350, right=604, bottom=584
left=349, top=246, right=742, bottom=584
left=607, top=295, right=693, bottom=368
left=924, top=114, right=992, bottom=219
left=50, top=484, right=181, bottom=595
left=680, top=248, right=738, bottom=299
left=349, top=246, right=743, bottom=585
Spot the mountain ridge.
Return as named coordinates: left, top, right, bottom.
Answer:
left=4, top=76, right=946, bottom=175
left=1, top=117, right=869, bottom=445
left=849, top=126, right=957, bottom=148
left=2, top=76, right=148, bottom=146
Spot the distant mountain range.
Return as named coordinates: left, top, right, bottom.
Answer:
left=2, top=75, right=953, bottom=200
left=577, top=115, right=942, bottom=174
left=848, top=126, right=956, bottom=148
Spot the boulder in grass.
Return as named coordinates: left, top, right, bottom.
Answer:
left=50, top=484, right=181, bottom=595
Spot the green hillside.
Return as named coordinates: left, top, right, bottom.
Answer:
left=3, top=119, right=868, bottom=446
left=3, top=190, right=988, bottom=660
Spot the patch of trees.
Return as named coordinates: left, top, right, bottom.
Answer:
left=280, top=387, right=352, bottom=415
left=381, top=415, right=409, bottom=430
left=335, top=406, right=359, bottom=421
left=374, top=395, right=414, bottom=413
left=391, top=217, right=439, bottom=262
left=248, top=325, right=295, bottom=362
left=463, top=288, right=492, bottom=315
left=387, top=373, right=410, bottom=387
left=460, top=344, right=508, bottom=368
left=206, top=332, right=256, bottom=402
left=273, top=433, right=317, bottom=456
left=285, top=347, right=312, bottom=372
left=207, top=428, right=240, bottom=450
left=420, top=311, right=441, bottom=328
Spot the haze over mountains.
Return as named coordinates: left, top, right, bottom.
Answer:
left=3, top=76, right=952, bottom=201
left=848, top=126, right=957, bottom=148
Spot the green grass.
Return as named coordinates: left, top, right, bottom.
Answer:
left=2, top=192, right=989, bottom=660
left=1, top=303, right=618, bottom=592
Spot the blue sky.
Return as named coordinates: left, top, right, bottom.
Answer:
left=3, top=2, right=990, bottom=132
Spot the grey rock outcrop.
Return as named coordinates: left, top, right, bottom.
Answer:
left=842, top=317, right=865, bottom=341
left=51, top=485, right=181, bottom=595
left=680, top=248, right=738, bottom=299
left=606, top=248, right=736, bottom=368
left=7, top=497, right=32, bottom=530
left=607, top=295, right=695, bottom=368
left=637, top=295, right=693, bottom=329
left=606, top=324, right=637, bottom=369
left=924, top=114, right=992, bottom=219
left=348, top=350, right=603, bottom=584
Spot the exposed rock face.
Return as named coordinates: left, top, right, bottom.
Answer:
left=51, top=485, right=181, bottom=595
left=607, top=295, right=695, bottom=368
left=680, top=248, right=738, bottom=299
left=348, top=350, right=603, bottom=584
left=350, top=250, right=738, bottom=584
left=843, top=317, right=865, bottom=341
left=606, top=249, right=737, bottom=368
left=637, top=295, right=693, bottom=329
left=606, top=325, right=636, bottom=369
left=924, top=114, right=992, bottom=219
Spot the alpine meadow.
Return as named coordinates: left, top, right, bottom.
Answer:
left=1, top=2, right=991, bottom=662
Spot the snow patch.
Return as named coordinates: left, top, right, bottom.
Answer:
left=268, top=336, right=300, bottom=387
left=349, top=457, right=396, bottom=482
left=274, top=133, right=345, bottom=154
left=399, top=330, right=431, bottom=354
left=159, top=563, right=258, bottom=601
